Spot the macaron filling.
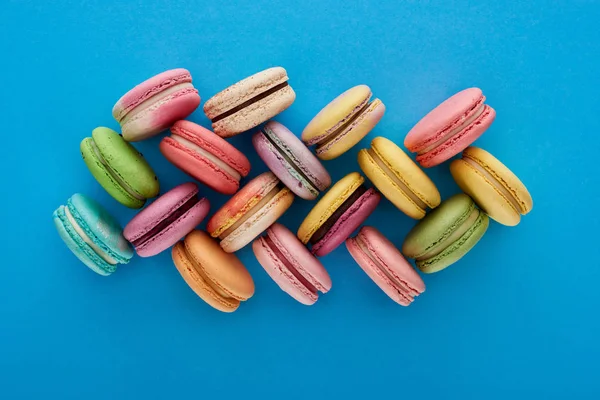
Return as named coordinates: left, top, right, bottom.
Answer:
left=89, top=140, right=145, bottom=201
left=130, top=194, right=201, bottom=248
left=366, top=148, right=428, bottom=210
left=64, top=206, right=118, bottom=265
left=353, top=234, right=420, bottom=302
left=416, top=207, right=481, bottom=261
left=170, top=134, right=242, bottom=180
left=261, top=126, right=320, bottom=194
left=309, top=185, right=367, bottom=244
left=263, top=235, right=318, bottom=295
left=417, top=98, right=488, bottom=155
left=118, top=83, right=196, bottom=125
left=210, top=81, right=290, bottom=123
left=218, top=184, right=285, bottom=240
left=462, top=156, right=523, bottom=213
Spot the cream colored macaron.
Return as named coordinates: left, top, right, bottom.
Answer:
left=358, top=137, right=440, bottom=219
left=450, top=146, right=533, bottom=226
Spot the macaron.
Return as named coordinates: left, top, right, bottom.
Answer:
left=203, top=67, right=296, bottom=138
left=402, top=193, right=489, bottom=274
left=252, top=223, right=332, bottom=305
left=81, top=127, right=159, bottom=209
left=53, top=193, right=133, bottom=276
left=124, top=182, right=210, bottom=257
left=252, top=121, right=331, bottom=200
left=302, top=85, right=385, bottom=160
left=450, top=146, right=533, bottom=226
left=160, top=120, right=251, bottom=195
left=404, top=88, right=496, bottom=167
left=172, top=230, right=255, bottom=313
left=297, top=172, right=381, bottom=257
left=346, top=226, right=425, bottom=306
left=207, top=172, right=294, bottom=253
left=112, top=68, right=201, bottom=141
left=358, top=136, right=440, bottom=219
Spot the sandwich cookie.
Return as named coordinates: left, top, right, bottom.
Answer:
left=160, top=120, right=251, bottom=195
left=207, top=172, right=294, bottom=253
left=252, top=121, right=331, bottom=200
left=112, top=68, right=201, bottom=141
left=81, top=127, right=159, bottom=209
left=302, top=85, right=385, bottom=160
left=297, top=172, right=381, bottom=257
left=405, top=88, right=496, bottom=167
left=203, top=67, right=296, bottom=138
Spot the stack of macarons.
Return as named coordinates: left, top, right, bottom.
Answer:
left=54, top=66, right=532, bottom=312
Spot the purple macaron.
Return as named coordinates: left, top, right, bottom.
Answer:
left=124, top=182, right=210, bottom=257
left=252, top=121, right=331, bottom=200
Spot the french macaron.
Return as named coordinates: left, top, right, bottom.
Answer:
left=112, top=68, right=201, bottom=141
left=402, top=193, right=489, bottom=274
left=252, top=121, right=331, bottom=200
left=207, top=172, right=294, bottom=253
left=203, top=67, right=296, bottom=138
left=81, top=127, right=159, bottom=209
left=297, top=172, right=381, bottom=257
left=450, top=146, right=533, bottom=226
left=405, top=88, right=496, bottom=167
left=252, top=223, right=332, bottom=305
left=302, top=85, right=385, bottom=160
left=53, top=193, right=133, bottom=276
left=346, top=226, right=425, bottom=306
left=358, top=137, right=440, bottom=219
left=172, top=230, right=255, bottom=313
left=124, top=182, right=210, bottom=257
left=160, top=120, right=251, bottom=195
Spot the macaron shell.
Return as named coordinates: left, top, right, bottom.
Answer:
left=417, top=211, right=489, bottom=273
left=312, top=188, right=381, bottom=257
left=316, top=99, right=386, bottom=160
left=416, top=106, right=495, bottom=168
left=358, top=137, right=440, bottom=219
left=220, top=188, right=294, bottom=253
left=301, top=85, right=372, bottom=143
left=297, top=172, right=364, bottom=244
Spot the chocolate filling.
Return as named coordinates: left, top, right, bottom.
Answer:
left=310, top=185, right=367, bottom=245
left=211, top=82, right=289, bottom=123
left=264, top=235, right=318, bottom=294
left=132, top=195, right=199, bottom=247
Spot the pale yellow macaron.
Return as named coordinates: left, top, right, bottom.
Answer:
left=450, top=146, right=533, bottom=226
left=358, top=137, right=441, bottom=219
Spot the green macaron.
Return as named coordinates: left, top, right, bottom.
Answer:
left=402, top=193, right=489, bottom=273
left=81, top=127, right=159, bottom=209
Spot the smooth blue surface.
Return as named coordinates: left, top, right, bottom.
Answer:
left=2, top=1, right=599, bottom=398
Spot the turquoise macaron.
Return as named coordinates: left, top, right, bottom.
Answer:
left=53, top=193, right=133, bottom=275
left=402, top=193, right=489, bottom=273
left=81, top=127, right=159, bottom=209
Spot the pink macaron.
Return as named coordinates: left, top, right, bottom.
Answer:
left=113, top=69, right=201, bottom=142
left=252, top=121, right=331, bottom=200
left=346, top=226, right=425, bottom=306
left=404, top=88, right=496, bottom=167
left=124, top=182, right=210, bottom=257
left=252, top=223, right=332, bottom=305
left=160, top=120, right=251, bottom=195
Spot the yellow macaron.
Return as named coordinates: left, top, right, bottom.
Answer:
left=358, top=137, right=441, bottom=219
left=450, top=146, right=533, bottom=226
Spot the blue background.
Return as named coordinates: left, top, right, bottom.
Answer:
left=2, top=1, right=599, bottom=398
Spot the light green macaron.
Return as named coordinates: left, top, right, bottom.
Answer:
left=402, top=193, right=489, bottom=273
left=81, top=127, right=159, bottom=209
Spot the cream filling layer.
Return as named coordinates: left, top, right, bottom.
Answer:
left=120, top=82, right=195, bottom=124
left=367, top=149, right=427, bottom=210
left=91, top=141, right=145, bottom=201
left=171, top=134, right=241, bottom=181
left=464, top=157, right=521, bottom=212
left=419, top=104, right=485, bottom=154
left=219, top=186, right=280, bottom=240
left=65, top=207, right=118, bottom=265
